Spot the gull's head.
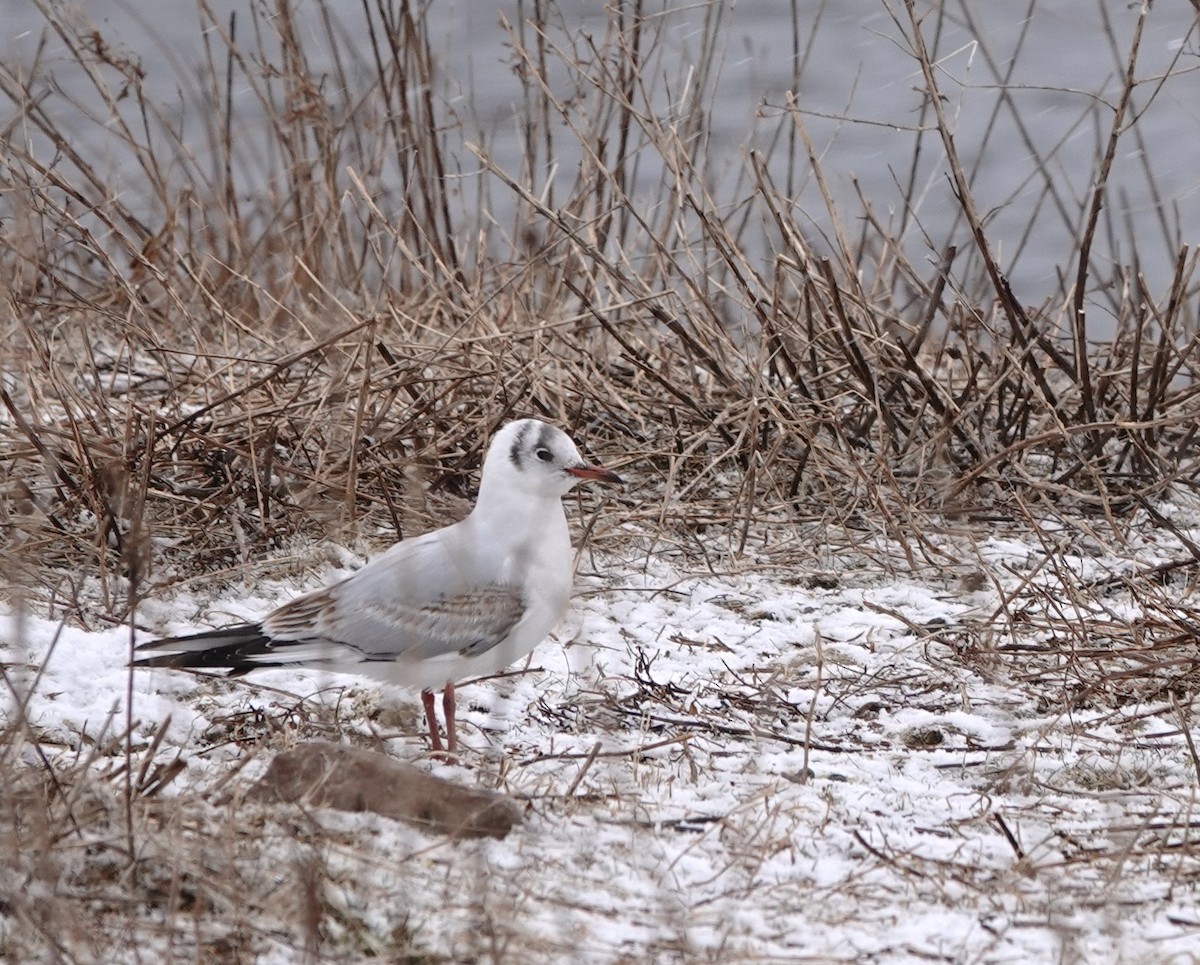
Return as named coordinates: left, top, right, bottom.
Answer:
left=481, top=418, right=623, bottom=501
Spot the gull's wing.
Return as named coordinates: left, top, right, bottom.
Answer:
left=265, top=577, right=525, bottom=663
left=136, top=520, right=527, bottom=676
left=263, top=522, right=526, bottom=663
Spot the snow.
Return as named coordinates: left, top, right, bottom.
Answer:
left=3, top=533, right=1200, bottom=963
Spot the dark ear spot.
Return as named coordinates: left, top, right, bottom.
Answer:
left=508, top=421, right=533, bottom=469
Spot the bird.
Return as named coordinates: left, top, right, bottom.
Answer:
left=133, top=418, right=623, bottom=755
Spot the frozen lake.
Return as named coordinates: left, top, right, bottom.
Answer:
left=4, top=0, right=1198, bottom=304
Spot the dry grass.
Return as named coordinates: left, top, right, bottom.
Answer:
left=3, top=0, right=1200, bottom=961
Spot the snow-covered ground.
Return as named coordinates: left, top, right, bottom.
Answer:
left=3, top=533, right=1199, bottom=963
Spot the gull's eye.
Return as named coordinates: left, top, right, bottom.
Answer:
left=535, top=447, right=554, bottom=463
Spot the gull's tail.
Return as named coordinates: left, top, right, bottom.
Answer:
left=132, top=624, right=277, bottom=675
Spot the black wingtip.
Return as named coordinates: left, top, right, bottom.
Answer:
left=130, top=623, right=273, bottom=673
left=133, top=622, right=264, bottom=652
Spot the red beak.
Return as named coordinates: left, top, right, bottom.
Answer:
left=565, top=463, right=623, bottom=484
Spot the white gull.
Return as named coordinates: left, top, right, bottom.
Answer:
left=134, top=418, right=622, bottom=754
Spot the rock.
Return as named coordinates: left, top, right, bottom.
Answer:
left=248, top=741, right=522, bottom=839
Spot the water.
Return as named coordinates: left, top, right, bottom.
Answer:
left=3, top=0, right=1198, bottom=306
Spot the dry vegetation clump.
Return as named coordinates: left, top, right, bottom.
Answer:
left=2, top=0, right=1199, bottom=960
left=1, top=1, right=1197, bottom=606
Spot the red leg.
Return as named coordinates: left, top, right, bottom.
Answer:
left=421, top=688, right=442, bottom=754
left=442, top=681, right=457, bottom=755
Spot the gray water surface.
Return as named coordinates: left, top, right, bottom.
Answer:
left=4, top=0, right=1198, bottom=307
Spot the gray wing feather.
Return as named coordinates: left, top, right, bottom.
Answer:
left=260, top=526, right=526, bottom=662
left=358, top=586, right=525, bottom=659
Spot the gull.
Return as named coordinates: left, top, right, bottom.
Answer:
left=134, top=418, right=622, bottom=754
